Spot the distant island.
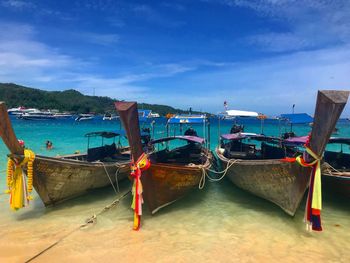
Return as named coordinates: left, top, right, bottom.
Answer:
left=0, top=83, right=200, bottom=115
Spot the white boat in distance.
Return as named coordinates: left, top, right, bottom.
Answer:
left=218, top=109, right=259, bottom=120
left=75, top=114, right=95, bottom=121
left=19, top=109, right=56, bottom=120
left=102, top=112, right=119, bottom=121
left=53, top=113, right=73, bottom=119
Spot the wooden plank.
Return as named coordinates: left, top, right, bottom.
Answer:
left=308, top=90, right=349, bottom=157
left=0, top=102, right=24, bottom=155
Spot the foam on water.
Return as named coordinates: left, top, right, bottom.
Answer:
left=0, top=117, right=349, bottom=262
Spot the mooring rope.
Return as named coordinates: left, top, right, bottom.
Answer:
left=322, top=163, right=350, bottom=176
left=194, top=151, right=239, bottom=189
left=96, top=161, right=120, bottom=195
left=114, top=166, right=121, bottom=193
left=24, top=190, right=131, bottom=263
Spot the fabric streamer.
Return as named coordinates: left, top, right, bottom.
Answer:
left=282, top=136, right=322, bottom=231
left=5, top=149, right=35, bottom=210
left=130, top=153, right=150, bottom=230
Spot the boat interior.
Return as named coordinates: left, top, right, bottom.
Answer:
left=150, top=142, right=205, bottom=165
left=324, top=150, right=350, bottom=171
left=61, top=143, right=130, bottom=162
left=221, top=138, right=295, bottom=160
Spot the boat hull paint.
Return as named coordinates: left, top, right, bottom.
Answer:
left=142, top=149, right=213, bottom=214
left=32, top=155, right=130, bottom=206
left=216, top=148, right=310, bottom=216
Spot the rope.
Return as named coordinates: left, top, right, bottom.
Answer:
left=114, top=167, right=121, bottom=193
left=195, top=151, right=239, bottom=189
left=96, top=161, right=119, bottom=195
left=322, top=163, right=350, bottom=176
left=24, top=190, right=131, bottom=263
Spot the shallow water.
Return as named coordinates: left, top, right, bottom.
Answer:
left=0, top=117, right=349, bottom=262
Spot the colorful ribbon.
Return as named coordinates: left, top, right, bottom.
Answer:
left=130, top=153, right=150, bottom=230
left=297, top=146, right=322, bottom=231
left=5, top=149, right=35, bottom=210
left=282, top=138, right=322, bottom=231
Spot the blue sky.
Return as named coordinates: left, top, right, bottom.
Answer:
left=0, top=0, right=350, bottom=115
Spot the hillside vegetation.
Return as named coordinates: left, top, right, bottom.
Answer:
left=0, top=83, right=195, bottom=115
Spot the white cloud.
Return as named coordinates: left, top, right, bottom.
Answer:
left=215, top=0, right=350, bottom=52
left=1, top=0, right=34, bottom=9
left=148, top=45, right=350, bottom=115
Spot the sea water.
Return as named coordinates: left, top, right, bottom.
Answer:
left=0, top=117, right=349, bottom=262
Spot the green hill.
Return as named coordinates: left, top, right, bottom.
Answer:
left=0, top=83, right=196, bottom=115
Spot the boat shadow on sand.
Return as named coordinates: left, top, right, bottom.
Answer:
left=12, top=179, right=134, bottom=221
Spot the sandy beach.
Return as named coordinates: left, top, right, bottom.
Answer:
left=1, top=179, right=349, bottom=263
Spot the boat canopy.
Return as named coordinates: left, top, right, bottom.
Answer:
left=167, top=114, right=207, bottom=124
left=138, top=110, right=152, bottom=117
left=221, top=133, right=279, bottom=142
left=328, top=137, right=350, bottom=144
left=151, top=135, right=205, bottom=144
left=280, top=113, right=313, bottom=124
left=85, top=129, right=150, bottom=138
left=225, top=110, right=259, bottom=117
left=283, top=136, right=308, bottom=146
left=284, top=136, right=350, bottom=146
left=85, top=131, right=122, bottom=138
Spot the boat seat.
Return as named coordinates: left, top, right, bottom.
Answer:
left=87, top=143, right=117, bottom=162
left=261, top=143, right=285, bottom=159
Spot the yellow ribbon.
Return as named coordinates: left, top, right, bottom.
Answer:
left=295, top=147, right=322, bottom=211
left=5, top=149, right=35, bottom=210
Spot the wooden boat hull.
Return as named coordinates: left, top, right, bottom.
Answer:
left=32, top=155, right=130, bottom=206
left=216, top=149, right=310, bottom=216
left=322, top=172, right=350, bottom=198
left=321, top=150, right=350, bottom=198
left=142, top=149, right=213, bottom=214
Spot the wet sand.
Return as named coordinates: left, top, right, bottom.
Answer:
left=1, top=179, right=349, bottom=263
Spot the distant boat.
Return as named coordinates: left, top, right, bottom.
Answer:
left=149, top=112, right=160, bottom=118
left=102, top=112, right=119, bottom=121
left=7, top=106, right=26, bottom=116
left=218, top=109, right=259, bottom=120
left=19, top=109, right=56, bottom=120
left=138, top=109, right=160, bottom=121
left=75, top=114, right=94, bottom=121
left=53, top=112, right=73, bottom=119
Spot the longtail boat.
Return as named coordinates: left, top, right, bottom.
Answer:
left=287, top=136, right=350, bottom=198
left=115, top=102, right=213, bottom=214
left=216, top=90, right=349, bottom=216
left=0, top=102, right=131, bottom=206
left=322, top=137, right=350, bottom=198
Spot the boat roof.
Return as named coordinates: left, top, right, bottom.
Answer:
left=280, top=113, right=313, bottom=124
left=284, top=136, right=350, bottom=146
left=85, top=131, right=121, bottom=138
left=225, top=109, right=259, bottom=117
left=138, top=109, right=152, bottom=116
left=221, top=133, right=279, bottom=142
left=329, top=137, right=350, bottom=144
left=151, top=135, right=205, bottom=144
left=167, top=114, right=207, bottom=124
left=85, top=129, right=150, bottom=138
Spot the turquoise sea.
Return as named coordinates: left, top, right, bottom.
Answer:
left=0, top=116, right=349, bottom=262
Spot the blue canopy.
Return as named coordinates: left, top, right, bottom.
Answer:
left=280, top=113, right=313, bottom=124
left=168, top=114, right=207, bottom=124
left=138, top=110, right=151, bottom=118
